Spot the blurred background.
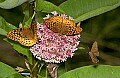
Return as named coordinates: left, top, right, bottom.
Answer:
left=0, top=0, right=120, bottom=70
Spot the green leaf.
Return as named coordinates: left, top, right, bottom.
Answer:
left=38, top=75, right=46, bottom=78
left=59, top=65, right=120, bottom=78
left=59, top=0, right=120, bottom=22
left=35, top=0, right=64, bottom=13
left=38, top=65, right=46, bottom=78
left=0, top=0, right=28, bottom=9
left=24, top=18, right=32, bottom=28
left=4, top=38, right=29, bottom=56
left=58, top=64, right=66, bottom=77
left=0, top=28, right=7, bottom=35
left=0, top=16, right=16, bottom=35
left=0, top=7, right=24, bottom=26
left=36, top=12, right=46, bottom=23
left=0, top=62, right=24, bottom=78
left=22, top=3, right=30, bottom=25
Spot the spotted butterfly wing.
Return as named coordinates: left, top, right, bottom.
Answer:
left=44, top=16, right=62, bottom=33
left=88, top=41, right=99, bottom=63
left=44, top=15, right=82, bottom=35
left=7, top=21, right=37, bottom=46
left=62, top=19, right=82, bottom=35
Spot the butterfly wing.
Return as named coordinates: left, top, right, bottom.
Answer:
left=89, top=41, right=99, bottom=63
left=18, top=37, right=37, bottom=46
left=62, top=19, right=82, bottom=35
left=18, top=28, right=37, bottom=46
left=7, top=28, right=23, bottom=41
left=91, top=41, right=99, bottom=56
left=7, top=21, right=37, bottom=46
left=74, top=22, right=82, bottom=35
left=61, top=19, right=75, bottom=35
left=88, top=51, right=99, bottom=63
left=44, top=16, right=62, bottom=33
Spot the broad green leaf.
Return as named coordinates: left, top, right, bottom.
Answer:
left=0, top=16, right=16, bottom=35
left=0, top=0, right=28, bottom=9
left=59, top=65, right=120, bottom=78
left=22, top=3, right=30, bottom=25
left=36, top=12, right=46, bottom=23
left=59, top=0, right=120, bottom=22
left=0, top=62, right=24, bottom=78
left=0, top=28, right=7, bottom=35
left=35, top=0, right=64, bottom=13
left=35, top=0, right=44, bottom=11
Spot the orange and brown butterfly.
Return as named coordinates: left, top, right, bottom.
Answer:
left=44, top=11, right=82, bottom=36
left=88, top=41, right=99, bottom=63
left=6, top=21, right=37, bottom=46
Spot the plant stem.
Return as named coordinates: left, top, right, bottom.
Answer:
left=31, top=55, right=38, bottom=78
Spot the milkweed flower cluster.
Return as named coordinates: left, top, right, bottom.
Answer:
left=30, top=11, right=81, bottom=63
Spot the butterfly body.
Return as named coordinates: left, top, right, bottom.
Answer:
left=44, top=16, right=82, bottom=35
left=7, top=21, right=37, bottom=46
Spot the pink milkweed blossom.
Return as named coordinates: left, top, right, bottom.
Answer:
left=30, top=11, right=81, bottom=63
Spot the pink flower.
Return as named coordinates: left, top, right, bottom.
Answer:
left=51, top=11, right=58, bottom=16
left=43, top=14, right=51, bottom=20
left=30, top=11, right=81, bottom=63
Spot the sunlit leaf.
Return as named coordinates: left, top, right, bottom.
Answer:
left=0, top=16, right=16, bottom=35
left=59, top=0, right=120, bottom=22
left=0, top=62, right=24, bottom=78
left=0, top=0, right=29, bottom=9
left=35, top=0, right=64, bottom=13
left=59, top=65, right=120, bottom=78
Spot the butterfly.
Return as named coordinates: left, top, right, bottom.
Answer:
left=6, top=21, right=37, bottom=46
left=44, top=16, right=82, bottom=35
left=88, top=41, right=99, bottom=63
